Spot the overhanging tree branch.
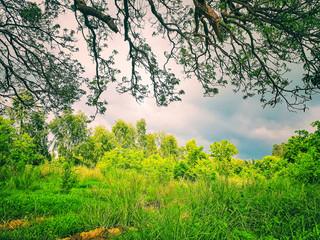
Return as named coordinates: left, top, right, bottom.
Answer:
left=0, top=0, right=319, bottom=113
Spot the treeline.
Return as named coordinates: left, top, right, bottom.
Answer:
left=1, top=93, right=320, bottom=184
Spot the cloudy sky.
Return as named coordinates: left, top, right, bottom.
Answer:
left=77, top=78, right=319, bottom=160
left=73, top=43, right=320, bottom=160
left=64, top=1, right=320, bottom=160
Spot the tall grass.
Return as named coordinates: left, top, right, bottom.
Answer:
left=1, top=164, right=319, bottom=239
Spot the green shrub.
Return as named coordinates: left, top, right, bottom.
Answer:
left=174, top=161, right=196, bottom=180
left=142, top=154, right=174, bottom=181
left=193, top=158, right=216, bottom=181
left=60, top=158, right=78, bottom=193
left=288, top=147, right=320, bottom=183
left=255, top=155, right=288, bottom=179
left=99, top=148, right=144, bottom=172
left=0, top=117, right=44, bottom=176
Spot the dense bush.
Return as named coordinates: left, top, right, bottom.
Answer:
left=174, top=160, right=195, bottom=180
left=254, top=156, right=288, bottom=179
left=288, top=147, right=320, bottom=183
left=60, top=158, right=78, bottom=193
left=99, top=148, right=145, bottom=171
left=0, top=117, right=43, bottom=175
left=282, top=121, right=320, bottom=183
left=98, top=148, right=176, bottom=181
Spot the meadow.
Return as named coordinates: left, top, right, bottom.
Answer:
left=1, top=161, right=320, bottom=240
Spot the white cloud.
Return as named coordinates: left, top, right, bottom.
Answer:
left=250, top=126, right=295, bottom=142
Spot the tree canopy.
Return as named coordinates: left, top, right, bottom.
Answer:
left=1, top=0, right=319, bottom=114
left=49, top=110, right=90, bottom=158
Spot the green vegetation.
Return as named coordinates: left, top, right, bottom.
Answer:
left=1, top=110, right=320, bottom=239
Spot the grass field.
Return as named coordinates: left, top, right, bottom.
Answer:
left=1, top=164, right=320, bottom=239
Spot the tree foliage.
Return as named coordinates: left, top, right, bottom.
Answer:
left=174, top=139, right=211, bottom=180
left=281, top=121, right=320, bottom=183
left=49, top=110, right=90, bottom=158
left=210, top=139, right=239, bottom=175
left=112, top=119, right=137, bottom=149
left=7, top=93, right=50, bottom=159
left=1, top=0, right=319, bottom=113
left=284, top=121, right=320, bottom=163
left=136, top=118, right=147, bottom=150
left=0, top=116, right=43, bottom=172
left=0, top=117, right=16, bottom=166
left=160, top=134, right=179, bottom=158
left=2, top=106, right=320, bottom=186
left=145, top=133, right=158, bottom=156
left=185, top=139, right=207, bottom=166
left=0, top=0, right=85, bottom=113
left=73, top=125, right=117, bottom=166
left=209, top=139, right=239, bottom=162
left=272, top=142, right=287, bottom=158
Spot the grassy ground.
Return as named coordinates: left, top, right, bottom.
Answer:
left=1, top=164, right=320, bottom=239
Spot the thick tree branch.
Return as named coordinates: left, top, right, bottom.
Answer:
left=74, top=0, right=119, bottom=33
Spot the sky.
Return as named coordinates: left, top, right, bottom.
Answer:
left=62, top=1, right=319, bottom=160
left=76, top=78, right=319, bottom=160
